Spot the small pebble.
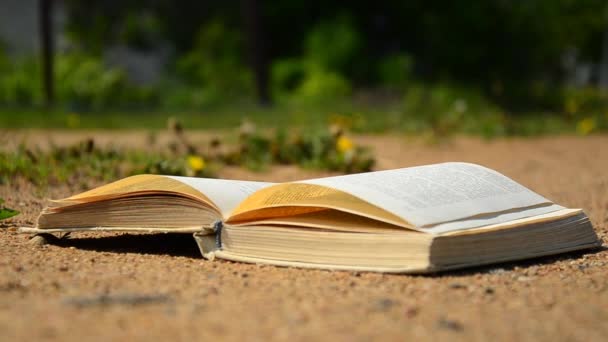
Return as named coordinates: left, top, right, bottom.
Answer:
left=404, top=306, right=419, bottom=318
left=488, top=268, right=507, bottom=275
left=437, top=317, right=464, bottom=331
left=449, top=282, right=466, bottom=289
left=28, top=234, right=50, bottom=247
left=375, top=298, right=396, bottom=311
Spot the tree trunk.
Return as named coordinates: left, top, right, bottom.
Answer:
left=242, top=0, right=271, bottom=105
left=599, top=27, right=608, bottom=89
left=39, top=0, right=54, bottom=106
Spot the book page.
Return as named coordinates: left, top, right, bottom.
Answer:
left=226, top=183, right=409, bottom=227
left=424, top=204, right=566, bottom=233
left=167, top=176, right=275, bottom=217
left=300, top=162, right=563, bottom=230
left=61, top=174, right=212, bottom=204
left=231, top=208, right=405, bottom=233
left=433, top=208, right=583, bottom=235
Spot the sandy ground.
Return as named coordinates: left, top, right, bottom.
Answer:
left=1, top=131, right=607, bottom=341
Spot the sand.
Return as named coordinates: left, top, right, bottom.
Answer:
left=1, top=132, right=607, bottom=341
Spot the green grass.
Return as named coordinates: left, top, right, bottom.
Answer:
left=0, top=122, right=376, bottom=187
left=0, top=100, right=402, bottom=132
left=0, top=141, right=217, bottom=188
left=0, top=99, right=603, bottom=138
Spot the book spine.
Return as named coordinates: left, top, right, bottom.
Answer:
left=193, top=220, right=223, bottom=260
left=214, top=220, right=223, bottom=249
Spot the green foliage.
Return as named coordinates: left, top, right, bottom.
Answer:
left=271, top=15, right=358, bottom=104
left=161, top=85, right=210, bottom=109
left=271, top=58, right=307, bottom=97
left=288, top=128, right=375, bottom=173
left=132, top=155, right=215, bottom=178
left=172, top=20, right=253, bottom=107
left=0, top=55, right=42, bottom=105
left=0, top=52, right=158, bottom=108
left=0, top=139, right=215, bottom=188
left=222, top=122, right=374, bottom=173
left=1, top=140, right=122, bottom=186
left=0, top=199, right=19, bottom=221
left=502, top=114, right=570, bottom=137
left=271, top=62, right=353, bottom=104
left=226, top=134, right=274, bottom=171
left=304, top=15, right=360, bottom=74
left=1, top=121, right=377, bottom=187
left=403, top=84, right=507, bottom=139
left=293, top=68, right=351, bottom=104
left=3, top=2, right=607, bottom=122
left=56, top=0, right=608, bottom=111
left=562, top=87, right=608, bottom=119
left=57, top=54, right=132, bottom=109
left=378, top=54, right=414, bottom=90
left=562, top=87, right=608, bottom=135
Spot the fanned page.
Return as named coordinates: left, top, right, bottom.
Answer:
left=300, top=162, right=564, bottom=232
left=54, top=174, right=273, bottom=216
left=166, top=176, right=275, bottom=217
left=58, top=174, right=212, bottom=204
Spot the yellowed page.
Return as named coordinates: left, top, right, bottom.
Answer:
left=52, top=175, right=273, bottom=218
left=228, top=162, right=568, bottom=233
left=226, top=183, right=410, bottom=228
left=231, top=209, right=404, bottom=233
left=61, top=174, right=213, bottom=205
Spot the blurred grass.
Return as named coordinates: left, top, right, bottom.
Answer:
left=0, top=101, right=402, bottom=132
left=0, top=120, right=375, bottom=187
left=0, top=94, right=604, bottom=138
left=0, top=107, right=579, bottom=137
left=0, top=139, right=218, bottom=188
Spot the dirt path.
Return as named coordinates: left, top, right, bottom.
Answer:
left=1, top=132, right=607, bottom=341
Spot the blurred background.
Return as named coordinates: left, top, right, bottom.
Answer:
left=0, top=0, right=607, bottom=135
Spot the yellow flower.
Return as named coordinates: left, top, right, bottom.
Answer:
left=576, top=117, right=596, bottom=136
left=336, top=136, right=354, bottom=153
left=187, top=155, right=206, bottom=171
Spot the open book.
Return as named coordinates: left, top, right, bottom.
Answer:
left=21, top=162, right=600, bottom=273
